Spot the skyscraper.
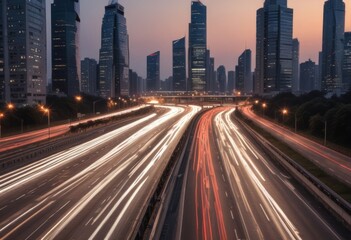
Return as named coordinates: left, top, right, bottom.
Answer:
left=52, top=0, right=80, bottom=97
left=217, top=66, right=227, bottom=94
left=236, top=49, right=252, bottom=94
left=300, top=59, right=316, bottom=93
left=321, top=0, right=345, bottom=93
left=81, top=58, right=98, bottom=96
left=255, top=0, right=293, bottom=95
left=189, top=1, right=207, bottom=92
left=227, top=71, right=235, bottom=94
left=0, top=0, right=46, bottom=106
left=343, top=32, right=351, bottom=90
left=173, top=37, right=186, bottom=92
left=99, top=0, right=130, bottom=98
left=292, top=39, right=300, bottom=92
left=147, top=51, right=160, bottom=92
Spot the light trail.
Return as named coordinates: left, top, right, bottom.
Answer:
left=215, top=108, right=302, bottom=240
left=0, top=105, right=151, bottom=153
left=0, top=105, right=201, bottom=240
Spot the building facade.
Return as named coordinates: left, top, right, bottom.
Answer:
left=81, top=58, right=98, bottom=96
left=52, top=0, right=80, bottom=97
left=227, top=71, right=235, bottom=94
left=99, top=0, right=130, bottom=98
left=217, top=65, right=227, bottom=94
left=235, top=49, right=252, bottom=94
left=292, top=39, right=300, bottom=92
left=255, top=0, right=293, bottom=95
left=343, top=32, right=351, bottom=90
left=300, top=59, right=317, bottom=93
left=173, top=37, right=186, bottom=92
left=147, top=51, right=160, bottom=92
left=321, top=0, right=345, bottom=93
left=0, top=0, right=46, bottom=106
left=189, top=1, right=207, bottom=92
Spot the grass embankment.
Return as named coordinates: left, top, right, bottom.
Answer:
left=236, top=111, right=351, bottom=203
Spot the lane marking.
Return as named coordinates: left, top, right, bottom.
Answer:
left=259, top=204, right=270, bottom=222
left=230, top=210, right=234, bottom=220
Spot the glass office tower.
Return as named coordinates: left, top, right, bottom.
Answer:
left=173, top=37, right=186, bottom=92
left=189, top=1, right=207, bottom=92
left=0, top=0, right=46, bottom=105
left=321, top=0, right=345, bottom=93
left=255, top=0, right=293, bottom=95
left=147, top=51, right=160, bottom=92
left=52, top=0, right=80, bottom=97
left=99, top=0, right=130, bottom=98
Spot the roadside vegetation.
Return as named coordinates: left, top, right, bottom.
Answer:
left=251, top=90, right=351, bottom=151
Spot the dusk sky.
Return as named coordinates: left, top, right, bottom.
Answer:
left=47, top=0, right=351, bottom=80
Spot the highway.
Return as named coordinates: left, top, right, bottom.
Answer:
left=0, top=105, right=201, bottom=239
left=161, top=107, right=349, bottom=240
left=241, top=106, right=351, bottom=186
left=0, top=105, right=150, bottom=153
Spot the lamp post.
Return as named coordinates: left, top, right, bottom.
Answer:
left=7, top=103, right=23, bottom=133
left=44, top=108, right=51, bottom=139
left=282, top=108, right=288, bottom=123
left=294, top=111, right=298, bottom=133
left=262, top=103, right=267, bottom=116
left=324, top=120, right=327, bottom=146
left=0, top=113, right=4, bottom=138
left=75, top=96, right=83, bottom=121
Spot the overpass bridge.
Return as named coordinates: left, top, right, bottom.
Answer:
left=141, top=94, right=251, bottom=105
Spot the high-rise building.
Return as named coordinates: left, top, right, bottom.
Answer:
left=227, top=71, right=235, bottom=94
left=318, top=51, right=323, bottom=91
left=99, top=0, right=130, bottom=98
left=292, top=39, right=300, bottom=92
left=147, top=51, right=160, bottom=92
left=235, top=49, right=252, bottom=94
left=217, top=66, right=227, bottom=94
left=208, top=57, right=217, bottom=93
left=0, top=0, right=46, bottom=106
left=189, top=1, right=207, bottom=92
left=321, top=0, right=345, bottom=93
left=129, top=69, right=139, bottom=96
left=52, top=0, right=80, bottom=97
left=300, top=59, right=316, bottom=93
left=81, top=58, right=98, bottom=96
left=173, top=37, right=186, bottom=91
left=255, top=0, right=293, bottom=95
left=343, top=32, right=351, bottom=90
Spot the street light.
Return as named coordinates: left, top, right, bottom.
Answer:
left=75, top=96, right=83, bottom=120
left=0, top=113, right=4, bottom=138
left=7, top=103, right=23, bottom=133
left=43, top=108, right=51, bottom=139
left=294, top=111, right=298, bottom=133
left=282, top=108, right=288, bottom=123
left=262, top=103, right=267, bottom=116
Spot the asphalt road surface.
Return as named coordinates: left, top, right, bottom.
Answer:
left=161, top=107, right=349, bottom=240
left=0, top=105, right=201, bottom=239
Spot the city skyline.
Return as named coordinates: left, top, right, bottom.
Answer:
left=45, top=0, right=351, bottom=80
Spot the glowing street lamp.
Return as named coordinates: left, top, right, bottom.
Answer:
left=262, top=103, right=267, bottom=116
left=75, top=96, right=83, bottom=120
left=44, top=108, right=51, bottom=139
left=282, top=108, right=288, bottom=122
left=0, top=112, right=4, bottom=138
left=7, top=103, right=14, bottom=110
left=7, top=103, right=23, bottom=133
